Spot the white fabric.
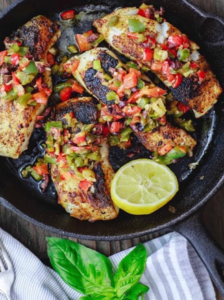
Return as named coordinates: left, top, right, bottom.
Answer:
left=0, top=228, right=216, bottom=300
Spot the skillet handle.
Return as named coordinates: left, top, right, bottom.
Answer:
left=172, top=211, right=224, bottom=295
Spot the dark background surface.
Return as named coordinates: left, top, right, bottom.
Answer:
left=0, top=0, right=224, bottom=298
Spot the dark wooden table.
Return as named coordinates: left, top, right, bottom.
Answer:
left=1, top=0, right=224, bottom=299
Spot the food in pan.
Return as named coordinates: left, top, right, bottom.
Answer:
left=93, top=4, right=222, bottom=117
left=64, top=47, right=196, bottom=161
left=0, top=16, right=60, bottom=158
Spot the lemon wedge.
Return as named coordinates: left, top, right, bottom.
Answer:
left=111, top=159, right=179, bottom=215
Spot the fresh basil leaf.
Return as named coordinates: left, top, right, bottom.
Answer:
left=46, top=237, right=115, bottom=297
left=114, top=243, right=147, bottom=297
left=125, top=283, right=149, bottom=299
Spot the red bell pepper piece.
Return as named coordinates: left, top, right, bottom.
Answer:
left=57, top=153, right=67, bottom=163
left=11, top=53, right=20, bottom=66
left=137, top=8, right=146, bottom=17
left=12, top=72, right=21, bottom=85
left=110, top=122, right=122, bottom=133
left=72, top=82, right=84, bottom=94
left=4, top=84, right=12, bottom=92
left=151, top=62, right=162, bottom=71
left=197, top=70, right=206, bottom=80
left=123, top=106, right=142, bottom=116
left=167, top=35, right=183, bottom=48
left=123, top=72, right=138, bottom=89
left=33, top=164, right=49, bottom=175
left=169, top=49, right=177, bottom=57
left=160, top=43, right=169, bottom=50
left=190, top=62, right=198, bottom=69
left=61, top=10, right=75, bottom=20
left=162, top=60, right=170, bottom=75
left=73, top=135, right=86, bottom=144
left=158, top=115, right=166, bottom=125
left=60, top=87, right=72, bottom=102
left=76, top=34, right=89, bottom=52
left=32, top=91, right=48, bottom=105
left=0, top=51, right=7, bottom=66
left=143, top=48, right=153, bottom=61
left=158, top=143, right=172, bottom=156
left=103, top=126, right=110, bottom=137
left=167, top=74, right=175, bottom=82
left=177, top=102, right=190, bottom=114
left=173, top=73, right=183, bottom=88
left=79, top=179, right=93, bottom=192
left=129, top=68, right=141, bottom=78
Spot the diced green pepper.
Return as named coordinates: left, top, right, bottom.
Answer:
left=126, top=61, right=138, bottom=70
left=93, top=59, right=101, bottom=70
left=135, top=33, right=147, bottom=43
left=45, top=121, right=63, bottom=132
left=177, top=49, right=190, bottom=62
left=24, top=61, right=38, bottom=75
left=106, top=91, right=118, bottom=101
left=16, top=93, right=32, bottom=106
left=109, top=136, right=120, bottom=146
left=138, top=97, right=150, bottom=109
left=3, top=88, right=18, bottom=101
left=16, top=71, right=35, bottom=86
left=128, top=19, right=145, bottom=33
left=137, top=79, right=145, bottom=89
left=114, top=80, right=121, bottom=87
left=82, top=124, right=94, bottom=132
left=18, top=47, right=29, bottom=56
left=166, top=146, right=187, bottom=159
left=4, top=56, right=11, bottom=64
left=8, top=43, right=20, bottom=54
left=51, top=65, right=60, bottom=74
left=87, top=151, right=101, bottom=161
left=107, top=16, right=119, bottom=28
left=104, top=74, right=112, bottom=81
left=31, top=170, right=42, bottom=181
left=61, top=56, right=68, bottom=63
left=75, top=157, right=85, bottom=167
left=44, top=155, right=56, bottom=164
left=54, top=82, right=72, bottom=93
left=174, top=118, right=195, bottom=132
left=120, top=127, right=132, bottom=142
left=67, top=45, right=78, bottom=54
left=125, top=118, right=132, bottom=126
left=153, top=49, right=168, bottom=61
left=25, top=86, right=34, bottom=93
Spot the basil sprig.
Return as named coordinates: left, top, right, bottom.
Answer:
left=46, top=238, right=149, bottom=299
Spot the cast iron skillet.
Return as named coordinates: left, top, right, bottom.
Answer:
left=1, top=0, right=224, bottom=294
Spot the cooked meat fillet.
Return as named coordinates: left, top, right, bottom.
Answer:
left=131, top=122, right=196, bottom=153
left=10, top=15, right=60, bottom=61
left=0, top=16, right=60, bottom=158
left=51, top=97, right=119, bottom=222
left=66, top=48, right=196, bottom=154
left=93, top=7, right=222, bottom=117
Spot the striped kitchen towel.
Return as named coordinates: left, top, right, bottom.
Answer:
left=0, top=228, right=216, bottom=300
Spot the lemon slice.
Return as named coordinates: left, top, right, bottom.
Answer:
left=111, top=159, right=179, bottom=215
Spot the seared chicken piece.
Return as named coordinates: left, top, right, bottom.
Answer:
left=50, top=98, right=118, bottom=222
left=94, top=7, right=222, bottom=117
left=0, top=16, right=60, bottom=158
left=65, top=48, right=196, bottom=155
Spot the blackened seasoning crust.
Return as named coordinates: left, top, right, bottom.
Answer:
left=87, top=164, right=112, bottom=208
left=99, top=51, right=119, bottom=75
left=55, top=98, right=98, bottom=124
left=84, top=68, right=115, bottom=105
left=171, top=76, right=201, bottom=105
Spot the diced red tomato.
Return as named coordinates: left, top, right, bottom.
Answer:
left=32, top=91, right=48, bottom=105
left=79, top=179, right=93, bottom=192
left=43, top=87, right=52, bottom=97
left=116, top=85, right=125, bottom=98
left=11, top=53, right=20, bottom=66
left=127, top=32, right=139, bottom=39
left=158, top=115, right=166, bottom=125
left=72, top=82, right=84, bottom=94
left=47, top=53, right=55, bottom=66
left=160, top=43, right=169, bottom=50
left=57, top=153, right=67, bottom=163
left=127, top=91, right=140, bottom=103
left=167, top=35, right=183, bottom=48
left=36, top=77, right=43, bottom=91
left=76, top=34, right=89, bottom=52
left=123, top=72, right=138, bottom=89
left=4, top=84, right=12, bottom=92
left=131, top=86, right=166, bottom=101
left=143, top=48, right=153, bottom=61
left=33, top=164, right=49, bottom=175
left=110, top=122, right=122, bottom=133
left=70, top=111, right=75, bottom=118
left=103, top=126, right=110, bottom=137
left=137, top=8, right=147, bottom=17
left=129, top=68, right=141, bottom=78
left=162, top=60, right=170, bottom=75
left=61, top=10, right=75, bottom=20
left=158, top=143, right=172, bottom=156
left=151, top=62, right=163, bottom=71
left=36, top=116, right=44, bottom=121
left=173, top=73, right=183, bottom=88
left=73, top=135, right=86, bottom=144
left=123, top=106, right=142, bottom=116
left=70, top=146, right=92, bottom=152
left=169, top=49, right=177, bottom=57
left=190, top=62, right=198, bottom=69
left=0, top=51, right=7, bottom=67
left=60, top=87, right=72, bottom=102
left=177, top=102, right=190, bottom=114
left=167, top=74, right=175, bottom=82
left=12, top=72, right=21, bottom=85
left=182, top=35, right=189, bottom=48
left=146, top=36, right=156, bottom=46
left=197, top=70, right=206, bottom=80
